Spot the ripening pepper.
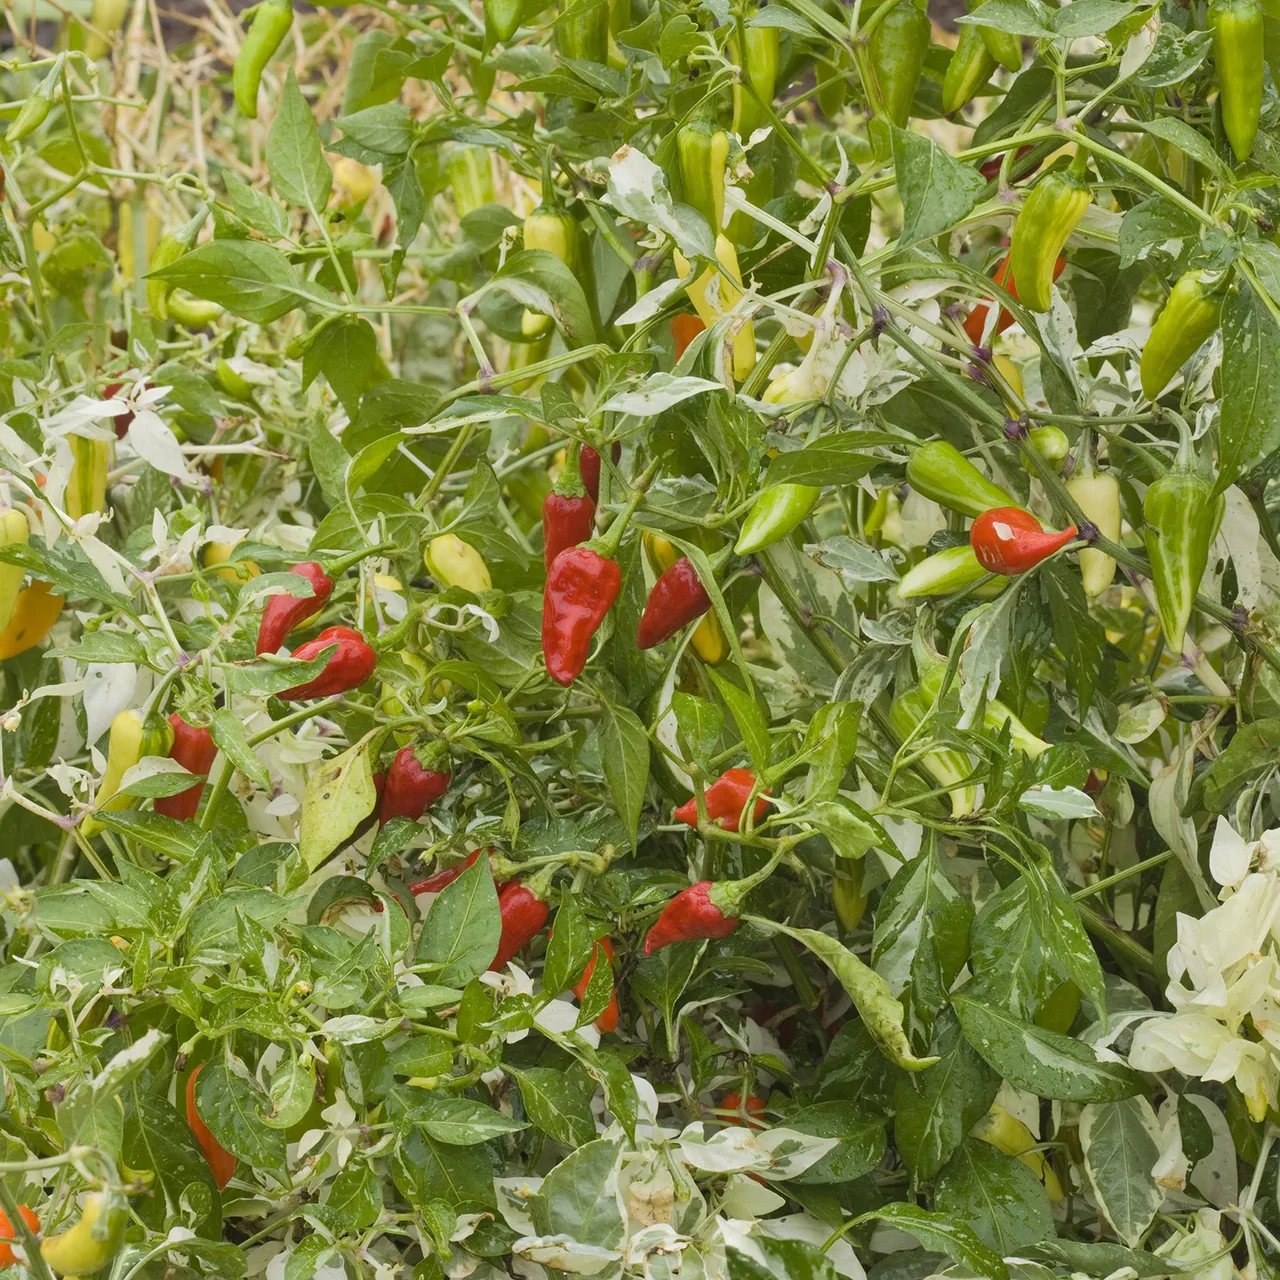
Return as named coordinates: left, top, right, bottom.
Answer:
left=279, top=625, right=378, bottom=701
left=186, top=1064, right=237, bottom=1189
left=868, top=0, right=931, bottom=142
left=672, top=313, right=706, bottom=361
left=674, top=767, right=769, bottom=832
left=571, top=936, right=619, bottom=1032
left=579, top=442, right=620, bottom=503
left=426, top=534, right=492, bottom=592
left=0, top=580, right=63, bottom=659
left=644, top=532, right=727, bottom=663
left=154, top=714, right=217, bottom=820
left=672, top=237, right=756, bottom=381
left=971, top=0, right=1021, bottom=70
left=643, top=877, right=761, bottom=955
left=897, top=545, right=1005, bottom=599
left=678, top=119, right=729, bottom=236
left=556, top=0, right=609, bottom=62
left=637, top=556, right=712, bottom=650
left=379, top=744, right=451, bottom=825
left=330, top=156, right=378, bottom=218
left=1068, top=454, right=1122, bottom=598
left=40, top=1192, right=125, bottom=1277
left=1210, top=0, right=1264, bottom=163
left=257, top=560, right=334, bottom=654
left=204, top=540, right=260, bottom=584
left=485, top=0, right=523, bottom=43
left=409, top=849, right=482, bottom=896
left=1021, top=425, right=1068, bottom=473
left=521, top=203, right=586, bottom=338
left=66, top=433, right=110, bottom=520
left=970, top=1105, right=1064, bottom=1201
left=906, top=440, right=1016, bottom=519
left=735, top=483, right=821, bottom=555
left=942, top=20, right=995, bottom=115
left=233, top=0, right=292, bottom=117
left=0, top=1204, right=39, bottom=1268
left=83, top=708, right=175, bottom=837
left=447, top=146, right=496, bottom=219
left=963, top=254, right=1065, bottom=345
left=1139, top=270, right=1223, bottom=401
left=543, top=447, right=596, bottom=570
left=833, top=861, right=868, bottom=930
left=1008, top=167, right=1091, bottom=312
left=720, top=1090, right=766, bottom=1128
left=731, top=25, right=780, bottom=139
left=1143, top=426, right=1222, bottom=652
left=887, top=685, right=978, bottom=817
left=970, top=506, right=1077, bottom=576
left=542, top=545, right=622, bottom=686
left=490, top=881, right=550, bottom=970
left=0, top=507, right=28, bottom=633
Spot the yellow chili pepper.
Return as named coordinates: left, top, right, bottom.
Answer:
left=82, top=708, right=175, bottom=837
left=0, top=580, right=64, bottom=659
left=66, top=434, right=110, bottom=520
left=672, top=236, right=756, bottom=382
left=0, top=507, right=29, bottom=632
left=41, top=1192, right=127, bottom=1276
left=203, top=541, right=261, bottom=584
left=425, top=534, right=492, bottom=592
left=970, top=1104, right=1064, bottom=1202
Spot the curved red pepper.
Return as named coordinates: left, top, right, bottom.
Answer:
left=579, top=442, right=621, bottom=504
left=720, top=1090, right=766, bottom=1129
left=543, top=450, right=597, bottom=570
left=408, top=849, right=482, bottom=896
left=379, top=745, right=451, bottom=826
left=571, top=936, right=619, bottom=1033
left=542, top=546, right=622, bottom=686
left=643, top=880, right=739, bottom=955
left=970, top=506, right=1077, bottom=576
left=279, top=625, right=377, bottom=700
left=257, top=561, right=334, bottom=655
left=154, top=714, right=217, bottom=820
left=671, top=313, right=706, bottom=360
left=637, top=557, right=711, bottom=649
left=489, top=881, right=550, bottom=970
left=186, top=1064, right=237, bottom=1189
left=962, top=254, right=1065, bottom=346
left=673, top=768, right=769, bottom=833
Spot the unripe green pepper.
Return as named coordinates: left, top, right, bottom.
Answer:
left=1139, top=270, right=1223, bottom=401
left=485, top=0, right=523, bottom=43
left=1209, top=0, right=1264, bottom=163
left=678, top=119, right=729, bottom=236
left=82, top=708, right=175, bottom=836
left=147, top=206, right=221, bottom=327
left=6, top=58, right=62, bottom=147
left=833, top=861, right=867, bottom=930
left=942, top=21, right=995, bottom=115
left=1143, top=425, right=1222, bottom=652
left=868, top=0, right=931, bottom=144
left=906, top=440, right=1016, bottom=518
left=521, top=204, right=585, bottom=338
left=67, top=434, right=110, bottom=520
left=1021, top=426, right=1069, bottom=474
left=1008, top=166, right=1091, bottom=313
left=731, top=24, right=780, bottom=139
left=84, top=0, right=130, bottom=58
left=1067, top=458, right=1121, bottom=599
left=972, top=0, right=1021, bottom=70
left=40, top=1193, right=126, bottom=1276
left=897, top=545, right=1007, bottom=599
left=887, top=686, right=978, bottom=817
left=233, top=0, right=293, bottom=119
left=734, top=483, right=821, bottom=555
left=447, top=146, right=496, bottom=219
left=556, top=0, right=609, bottom=63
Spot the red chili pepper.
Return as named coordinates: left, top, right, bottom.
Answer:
left=962, top=254, right=1065, bottom=346
left=104, top=381, right=134, bottom=439
left=0, top=1204, right=40, bottom=1267
left=673, top=767, right=769, bottom=833
left=637, top=556, right=711, bottom=649
left=579, top=442, right=622, bottom=504
left=489, top=881, right=550, bottom=970
left=543, top=449, right=596, bottom=571
left=408, top=849, right=482, bottom=896
left=186, top=1064, right=237, bottom=1189
left=542, top=546, right=622, bottom=686
left=279, top=625, right=377, bottom=700
left=643, top=880, right=742, bottom=955
left=257, top=561, right=334, bottom=655
left=970, top=506, right=1077, bottom=576
left=571, top=936, right=619, bottom=1033
left=154, top=714, right=217, bottom=820
left=720, top=1090, right=767, bottom=1129
left=672, top=313, right=706, bottom=360
left=379, top=744, right=451, bottom=826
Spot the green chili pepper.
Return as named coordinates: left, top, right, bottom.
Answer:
left=887, top=685, right=978, bottom=817
left=485, top=0, right=523, bottom=43
left=906, top=440, right=1016, bottom=519
left=942, top=21, right=995, bottom=115
left=6, top=57, right=63, bottom=148
left=1021, top=425, right=1070, bottom=474
left=868, top=0, right=931, bottom=147
left=1143, top=420, right=1222, bottom=652
left=233, top=0, right=293, bottom=119
left=557, top=0, right=609, bottom=63
left=1139, top=270, right=1223, bottom=401
left=1209, top=0, right=1263, bottom=163
left=731, top=24, right=780, bottom=140
left=1008, top=165, right=1091, bottom=312
left=678, top=118, right=729, bottom=236
left=521, top=203, right=585, bottom=337
left=147, top=206, right=221, bottom=327
left=734, top=483, right=821, bottom=555
left=447, top=145, right=496, bottom=219
left=972, top=0, right=1021, bottom=71
left=897, top=544, right=1007, bottom=599
left=67, top=434, right=110, bottom=520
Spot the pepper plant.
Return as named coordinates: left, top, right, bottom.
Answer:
left=2, top=0, right=1280, bottom=1275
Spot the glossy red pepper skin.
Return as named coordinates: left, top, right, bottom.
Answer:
left=257, top=561, right=334, bottom=655
left=543, top=493, right=596, bottom=570
left=672, top=313, right=706, bottom=360
left=643, top=880, right=739, bottom=955
left=0, top=1204, right=40, bottom=1267
left=963, top=254, right=1064, bottom=346
left=637, top=557, right=711, bottom=649
left=186, top=1064, right=237, bottom=1189
left=379, top=745, right=451, bottom=826
left=571, top=936, right=619, bottom=1033
left=542, top=547, right=622, bottom=686
left=489, top=881, right=550, bottom=970
left=579, top=442, right=621, bottom=503
left=970, top=507, right=1077, bottom=576
left=673, top=768, right=769, bottom=832
left=154, top=714, right=218, bottom=820
left=720, top=1091, right=766, bottom=1129
left=408, top=849, right=482, bottom=896
left=279, top=625, right=377, bottom=700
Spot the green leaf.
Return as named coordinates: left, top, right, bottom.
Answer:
left=122, top=1092, right=221, bottom=1237
left=60, top=630, right=149, bottom=665
left=783, top=1101, right=887, bottom=1183
left=1080, top=1097, right=1163, bottom=1246
left=1219, top=282, right=1280, bottom=489
left=1051, top=0, right=1139, bottom=36
left=268, top=71, right=333, bottom=212
left=511, top=1065, right=597, bottom=1146
left=892, top=128, right=987, bottom=244
left=210, top=708, right=270, bottom=791
left=705, top=666, right=770, bottom=775
left=934, top=1139, right=1054, bottom=1253
left=531, top=1138, right=625, bottom=1246
left=221, top=172, right=290, bottom=239
left=411, top=1094, right=528, bottom=1145
left=308, top=415, right=350, bottom=506
left=414, top=846, right=501, bottom=984
left=298, top=731, right=379, bottom=871
left=1044, top=563, right=1104, bottom=717
left=853, top=1203, right=1009, bottom=1280
left=148, top=240, right=313, bottom=324
left=952, top=993, right=1145, bottom=1101
left=599, top=702, right=649, bottom=849
left=487, top=249, right=600, bottom=348
left=196, top=1062, right=288, bottom=1172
